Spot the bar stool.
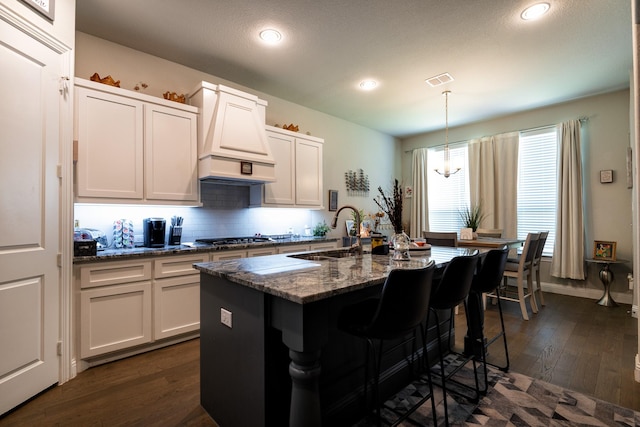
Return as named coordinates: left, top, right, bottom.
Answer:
left=337, top=262, right=436, bottom=426
left=467, top=247, right=510, bottom=393
left=427, top=251, right=479, bottom=426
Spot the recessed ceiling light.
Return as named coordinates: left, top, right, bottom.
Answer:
left=259, top=29, right=282, bottom=44
left=521, top=3, right=550, bottom=20
left=359, top=80, right=378, bottom=90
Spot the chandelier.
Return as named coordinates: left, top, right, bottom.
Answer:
left=434, top=90, right=461, bottom=178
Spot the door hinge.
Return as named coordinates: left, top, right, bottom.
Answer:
left=57, top=341, right=62, bottom=356
left=57, top=164, right=62, bottom=179
left=57, top=253, right=62, bottom=267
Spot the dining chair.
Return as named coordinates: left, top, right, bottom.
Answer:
left=489, top=232, right=540, bottom=320
left=475, top=228, right=503, bottom=238
left=422, top=231, right=458, bottom=247
left=532, top=231, right=549, bottom=307
left=426, top=251, right=480, bottom=425
left=467, top=247, right=510, bottom=392
left=337, top=263, right=437, bottom=426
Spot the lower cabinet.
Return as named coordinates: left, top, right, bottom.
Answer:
left=77, top=253, right=206, bottom=362
left=80, top=281, right=152, bottom=358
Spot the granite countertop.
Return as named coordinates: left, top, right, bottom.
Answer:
left=195, top=246, right=474, bottom=304
left=73, top=236, right=339, bottom=264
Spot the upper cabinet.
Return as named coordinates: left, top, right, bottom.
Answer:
left=74, top=78, right=199, bottom=205
left=250, top=125, right=324, bottom=209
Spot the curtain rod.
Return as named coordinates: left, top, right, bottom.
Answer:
left=403, top=116, right=589, bottom=153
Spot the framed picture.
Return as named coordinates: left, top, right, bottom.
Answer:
left=328, top=190, right=338, bottom=211
left=20, top=0, right=55, bottom=21
left=593, top=240, right=616, bottom=261
left=345, top=220, right=355, bottom=236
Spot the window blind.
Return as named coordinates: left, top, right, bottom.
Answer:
left=517, top=127, right=558, bottom=256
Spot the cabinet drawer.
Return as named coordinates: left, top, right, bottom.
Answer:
left=79, top=260, right=152, bottom=289
left=277, top=244, right=310, bottom=254
left=211, top=250, right=246, bottom=261
left=80, top=281, right=152, bottom=358
left=153, top=276, right=200, bottom=340
left=154, top=254, right=208, bottom=279
left=310, top=242, right=339, bottom=251
left=247, top=247, right=277, bottom=257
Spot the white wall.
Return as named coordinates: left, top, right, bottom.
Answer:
left=402, top=90, right=633, bottom=299
left=74, top=32, right=400, bottom=240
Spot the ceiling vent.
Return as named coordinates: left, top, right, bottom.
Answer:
left=425, top=72, right=454, bottom=87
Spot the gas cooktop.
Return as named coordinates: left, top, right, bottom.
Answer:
left=195, top=236, right=275, bottom=246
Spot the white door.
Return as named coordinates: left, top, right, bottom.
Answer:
left=0, top=16, right=63, bottom=414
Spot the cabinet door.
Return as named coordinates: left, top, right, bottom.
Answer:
left=153, top=275, right=200, bottom=340
left=145, top=104, right=198, bottom=201
left=295, top=139, right=323, bottom=207
left=75, top=87, right=144, bottom=199
left=263, top=131, right=295, bottom=205
left=80, top=281, right=152, bottom=358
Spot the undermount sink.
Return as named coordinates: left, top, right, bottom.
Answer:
left=288, top=249, right=368, bottom=261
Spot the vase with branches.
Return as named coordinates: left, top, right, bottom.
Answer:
left=374, top=179, right=410, bottom=260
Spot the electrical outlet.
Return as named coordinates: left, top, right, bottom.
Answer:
left=220, top=308, right=232, bottom=328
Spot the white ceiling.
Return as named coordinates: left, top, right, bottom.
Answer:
left=75, top=0, right=632, bottom=138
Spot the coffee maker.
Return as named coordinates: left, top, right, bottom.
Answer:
left=143, top=218, right=166, bottom=248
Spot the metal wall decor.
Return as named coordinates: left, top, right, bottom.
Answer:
left=345, top=169, right=370, bottom=196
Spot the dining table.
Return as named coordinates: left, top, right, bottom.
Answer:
left=457, top=236, right=524, bottom=249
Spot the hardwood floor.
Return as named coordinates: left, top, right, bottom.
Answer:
left=1, top=292, right=639, bottom=426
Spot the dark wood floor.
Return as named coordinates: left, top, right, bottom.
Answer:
left=1, top=292, right=639, bottom=426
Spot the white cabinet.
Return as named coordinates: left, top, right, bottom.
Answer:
left=78, top=260, right=153, bottom=358
left=310, top=241, right=339, bottom=251
left=77, top=253, right=205, bottom=360
left=74, top=78, right=199, bottom=205
left=153, top=254, right=207, bottom=340
left=251, top=126, right=324, bottom=208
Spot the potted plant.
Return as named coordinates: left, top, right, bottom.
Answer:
left=459, top=203, right=486, bottom=233
left=312, top=220, right=331, bottom=237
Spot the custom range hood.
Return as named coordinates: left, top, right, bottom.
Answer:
left=189, top=82, right=275, bottom=184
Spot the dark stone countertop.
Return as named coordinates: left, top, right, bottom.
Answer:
left=73, top=237, right=340, bottom=264
left=195, top=246, right=473, bottom=304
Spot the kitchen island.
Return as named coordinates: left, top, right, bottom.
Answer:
left=195, top=246, right=475, bottom=427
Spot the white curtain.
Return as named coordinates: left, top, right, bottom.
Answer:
left=467, top=132, right=519, bottom=238
left=551, top=120, right=585, bottom=279
left=410, top=148, right=429, bottom=238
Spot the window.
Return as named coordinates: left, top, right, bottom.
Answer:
left=425, top=127, right=558, bottom=257
left=517, top=127, right=558, bottom=256
left=427, top=144, right=469, bottom=232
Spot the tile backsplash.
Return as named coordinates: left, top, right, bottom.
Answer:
left=74, top=184, right=318, bottom=247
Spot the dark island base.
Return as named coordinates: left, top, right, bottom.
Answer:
left=200, top=273, right=452, bottom=427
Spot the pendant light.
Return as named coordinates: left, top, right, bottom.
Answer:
left=434, top=90, right=461, bottom=178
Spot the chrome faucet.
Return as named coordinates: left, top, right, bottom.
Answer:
left=331, top=205, right=362, bottom=255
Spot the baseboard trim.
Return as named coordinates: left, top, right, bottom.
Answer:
left=541, top=282, right=633, bottom=305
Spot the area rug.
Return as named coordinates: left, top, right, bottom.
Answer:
left=355, top=354, right=640, bottom=426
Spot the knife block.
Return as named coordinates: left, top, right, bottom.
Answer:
left=169, top=226, right=182, bottom=245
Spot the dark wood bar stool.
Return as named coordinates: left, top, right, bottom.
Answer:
left=427, top=251, right=479, bottom=426
left=337, top=263, right=437, bottom=426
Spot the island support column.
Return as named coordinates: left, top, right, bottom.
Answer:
left=271, top=297, right=328, bottom=427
